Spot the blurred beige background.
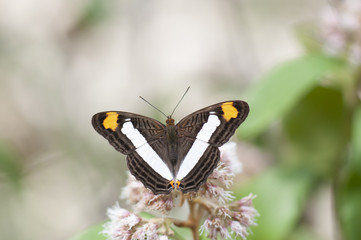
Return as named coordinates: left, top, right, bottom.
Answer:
left=0, top=0, right=328, bottom=239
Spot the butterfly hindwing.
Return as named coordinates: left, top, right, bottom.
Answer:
left=127, top=151, right=172, bottom=194
left=178, top=145, right=220, bottom=193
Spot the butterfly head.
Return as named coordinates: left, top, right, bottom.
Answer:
left=166, top=117, right=175, bottom=126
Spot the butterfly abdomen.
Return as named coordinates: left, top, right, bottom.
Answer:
left=166, top=123, right=179, bottom=176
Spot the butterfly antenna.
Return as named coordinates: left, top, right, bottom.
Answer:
left=170, top=86, right=190, bottom=118
left=139, top=96, right=168, bottom=118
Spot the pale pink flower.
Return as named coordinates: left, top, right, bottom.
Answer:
left=200, top=217, right=230, bottom=240
left=132, top=222, right=159, bottom=240
left=231, top=194, right=259, bottom=228
left=121, top=173, right=175, bottom=215
left=146, top=194, right=175, bottom=215
left=192, top=142, right=243, bottom=204
left=216, top=206, right=232, bottom=219
left=320, top=0, right=361, bottom=65
left=230, top=221, right=248, bottom=239
left=208, top=162, right=234, bottom=189
left=198, top=183, right=235, bottom=204
left=102, top=203, right=171, bottom=240
left=101, top=203, right=141, bottom=240
left=219, top=142, right=242, bottom=174
left=199, top=194, right=258, bottom=240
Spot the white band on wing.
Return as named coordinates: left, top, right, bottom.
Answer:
left=121, top=121, right=173, bottom=180
left=176, top=114, right=220, bottom=180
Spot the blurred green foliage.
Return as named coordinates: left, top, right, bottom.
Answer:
left=236, top=167, right=315, bottom=240
left=337, top=106, right=361, bottom=240
left=235, top=56, right=359, bottom=240
left=241, top=54, right=347, bottom=139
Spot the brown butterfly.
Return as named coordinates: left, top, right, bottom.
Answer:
left=92, top=98, right=249, bottom=195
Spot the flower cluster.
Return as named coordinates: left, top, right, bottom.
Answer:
left=102, top=142, right=258, bottom=240
left=101, top=202, right=170, bottom=240
left=321, top=0, right=361, bottom=65
left=121, top=173, right=175, bottom=215
left=199, top=194, right=258, bottom=240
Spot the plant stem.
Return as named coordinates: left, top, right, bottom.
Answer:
left=173, top=199, right=201, bottom=240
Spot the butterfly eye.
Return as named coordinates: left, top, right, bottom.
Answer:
left=166, top=118, right=175, bottom=126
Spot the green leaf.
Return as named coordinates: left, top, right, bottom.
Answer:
left=70, top=223, right=106, bottom=240
left=281, top=86, right=349, bottom=178
left=240, top=54, right=346, bottom=138
left=338, top=172, right=361, bottom=240
left=350, top=104, right=361, bottom=166
left=235, top=167, right=315, bottom=240
left=170, top=224, right=193, bottom=240
left=139, top=211, right=155, bottom=219
left=337, top=104, right=361, bottom=240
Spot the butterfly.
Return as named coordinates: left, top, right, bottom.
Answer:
left=92, top=100, right=249, bottom=195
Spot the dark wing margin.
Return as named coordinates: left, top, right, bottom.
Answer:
left=91, top=111, right=166, bottom=154
left=176, top=100, right=249, bottom=146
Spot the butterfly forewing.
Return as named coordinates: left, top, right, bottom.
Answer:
left=176, top=101, right=249, bottom=146
left=92, top=112, right=165, bottom=154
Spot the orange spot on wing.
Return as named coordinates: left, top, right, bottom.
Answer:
left=169, top=180, right=181, bottom=190
left=221, top=102, right=238, bottom=121
left=169, top=180, right=175, bottom=189
left=102, top=112, right=119, bottom=131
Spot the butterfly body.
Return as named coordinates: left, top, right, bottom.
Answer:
left=92, top=101, right=249, bottom=195
left=164, top=120, right=179, bottom=175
